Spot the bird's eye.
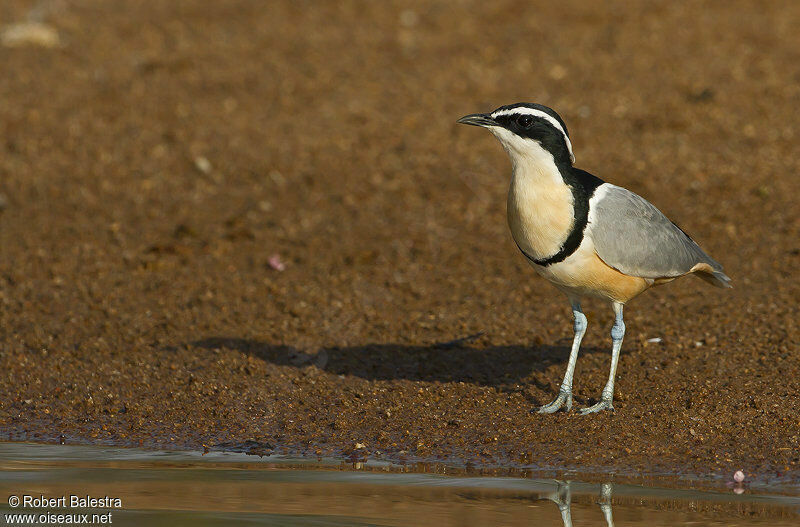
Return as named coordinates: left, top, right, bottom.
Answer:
left=517, top=115, right=533, bottom=128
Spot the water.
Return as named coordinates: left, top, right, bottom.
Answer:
left=0, top=443, right=798, bottom=526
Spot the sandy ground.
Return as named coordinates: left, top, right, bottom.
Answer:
left=0, top=0, right=799, bottom=485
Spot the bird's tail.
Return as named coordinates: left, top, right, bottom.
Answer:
left=695, top=268, right=732, bottom=288
left=689, top=259, right=732, bottom=289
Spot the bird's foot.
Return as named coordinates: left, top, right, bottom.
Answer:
left=579, top=398, right=614, bottom=415
left=537, top=390, right=572, bottom=414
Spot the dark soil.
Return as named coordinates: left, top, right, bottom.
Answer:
left=1, top=0, right=799, bottom=486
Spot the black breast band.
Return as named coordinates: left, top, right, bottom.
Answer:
left=515, top=168, right=604, bottom=267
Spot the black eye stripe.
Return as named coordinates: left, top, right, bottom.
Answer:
left=517, top=115, right=533, bottom=128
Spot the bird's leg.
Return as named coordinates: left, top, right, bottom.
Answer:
left=580, top=302, right=624, bottom=414
left=599, top=483, right=615, bottom=527
left=539, top=299, right=586, bottom=413
left=546, top=480, right=573, bottom=527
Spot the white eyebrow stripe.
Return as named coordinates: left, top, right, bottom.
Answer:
left=490, top=107, right=575, bottom=163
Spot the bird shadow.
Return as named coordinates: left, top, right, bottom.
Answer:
left=190, top=336, right=604, bottom=396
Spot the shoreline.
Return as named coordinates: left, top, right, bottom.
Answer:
left=2, top=437, right=798, bottom=498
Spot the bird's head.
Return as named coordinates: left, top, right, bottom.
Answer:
left=458, top=103, right=575, bottom=166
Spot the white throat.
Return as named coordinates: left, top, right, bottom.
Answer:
left=488, top=126, right=564, bottom=185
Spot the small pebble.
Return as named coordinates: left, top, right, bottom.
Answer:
left=267, top=254, right=286, bottom=272
left=1, top=22, right=60, bottom=48
left=734, top=470, right=745, bottom=483
left=194, top=156, right=212, bottom=175
left=647, top=337, right=662, bottom=344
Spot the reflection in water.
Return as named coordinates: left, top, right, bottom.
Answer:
left=0, top=443, right=798, bottom=526
left=547, top=481, right=614, bottom=527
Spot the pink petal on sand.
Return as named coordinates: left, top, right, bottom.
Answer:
left=268, top=254, right=286, bottom=271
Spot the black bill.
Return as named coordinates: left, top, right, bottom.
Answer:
left=457, top=113, right=496, bottom=127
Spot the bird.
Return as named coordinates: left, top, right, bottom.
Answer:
left=458, top=103, right=730, bottom=414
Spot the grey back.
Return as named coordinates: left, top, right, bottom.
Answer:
left=588, top=185, right=724, bottom=279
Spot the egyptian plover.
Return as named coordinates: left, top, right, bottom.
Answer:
left=458, top=103, right=730, bottom=414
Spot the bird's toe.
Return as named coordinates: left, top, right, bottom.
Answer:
left=537, top=391, right=572, bottom=414
left=578, top=399, right=614, bottom=415
left=537, top=403, right=561, bottom=414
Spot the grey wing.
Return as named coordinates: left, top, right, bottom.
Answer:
left=588, top=185, right=730, bottom=285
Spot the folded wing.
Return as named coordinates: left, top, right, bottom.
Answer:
left=587, top=185, right=731, bottom=287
